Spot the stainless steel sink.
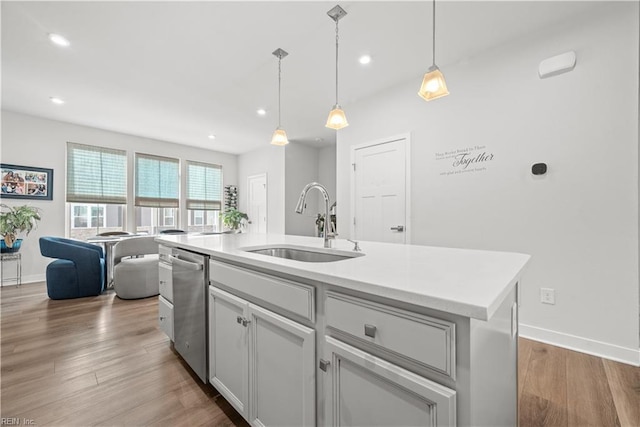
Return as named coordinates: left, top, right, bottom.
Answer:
left=243, top=246, right=364, bottom=263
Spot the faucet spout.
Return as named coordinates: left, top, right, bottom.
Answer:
left=294, top=182, right=334, bottom=248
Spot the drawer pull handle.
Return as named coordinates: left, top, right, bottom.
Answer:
left=319, top=359, right=330, bottom=372
left=236, top=316, right=251, bottom=327
left=364, top=324, right=377, bottom=338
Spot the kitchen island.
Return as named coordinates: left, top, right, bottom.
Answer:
left=157, top=233, right=530, bottom=427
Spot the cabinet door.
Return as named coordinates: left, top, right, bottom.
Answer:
left=158, top=295, right=173, bottom=341
left=208, top=286, right=249, bottom=419
left=158, top=261, right=172, bottom=302
left=248, top=303, right=316, bottom=427
left=322, top=337, right=456, bottom=427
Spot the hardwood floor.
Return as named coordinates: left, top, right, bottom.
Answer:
left=518, top=337, right=640, bottom=427
left=1, top=282, right=638, bottom=426
left=0, top=282, right=248, bottom=427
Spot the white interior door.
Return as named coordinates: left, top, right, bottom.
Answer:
left=352, top=137, right=408, bottom=244
left=247, top=174, right=267, bottom=234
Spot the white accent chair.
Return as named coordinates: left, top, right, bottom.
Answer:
left=113, top=236, right=159, bottom=299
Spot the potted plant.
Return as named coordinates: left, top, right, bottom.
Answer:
left=0, top=204, right=42, bottom=253
left=221, top=208, right=249, bottom=233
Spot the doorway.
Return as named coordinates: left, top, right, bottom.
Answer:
left=351, top=135, right=410, bottom=244
left=247, top=173, right=267, bottom=234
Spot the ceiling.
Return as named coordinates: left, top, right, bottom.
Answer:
left=2, top=1, right=605, bottom=155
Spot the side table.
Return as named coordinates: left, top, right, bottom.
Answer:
left=1, top=252, right=22, bottom=286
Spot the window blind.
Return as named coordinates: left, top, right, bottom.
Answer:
left=135, top=153, right=179, bottom=208
left=66, top=142, right=127, bottom=204
left=186, top=161, right=222, bottom=210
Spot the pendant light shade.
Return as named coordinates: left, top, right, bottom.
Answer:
left=326, top=104, right=348, bottom=130
left=418, top=65, right=449, bottom=101
left=326, top=5, right=348, bottom=130
left=271, top=48, right=289, bottom=146
left=271, top=128, right=289, bottom=146
left=418, top=0, right=449, bottom=101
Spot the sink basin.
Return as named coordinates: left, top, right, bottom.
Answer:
left=243, top=245, right=364, bottom=263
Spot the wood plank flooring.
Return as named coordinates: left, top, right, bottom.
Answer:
left=518, top=336, right=639, bottom=427
left=1, top=282, right=248, bottom=427
left=2, top=282, right=639, bottom=426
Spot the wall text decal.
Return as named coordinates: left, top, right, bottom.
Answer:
left=435, top=145, right=495, bottom=176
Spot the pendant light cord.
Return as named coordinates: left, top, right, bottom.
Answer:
left=278, top=55, right=282, bottom=128
left=432, top=0, right=436, bottom=66
left=335, top=20, right=339, bottom=105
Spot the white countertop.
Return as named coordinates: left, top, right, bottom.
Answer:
left=156, top=233, right=530, bottom=321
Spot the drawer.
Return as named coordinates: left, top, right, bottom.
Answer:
left=210, top=260, right=315, bottom=322
left=325, top=292, right=455, bottom=378
left=158, top=295, right=174, bottom=341
left=159, top=261, right=173, bottom=302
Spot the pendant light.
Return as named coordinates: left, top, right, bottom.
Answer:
left=326, top=5, right=348, bottom=130
left=418, top=0, right=449, bottom=101
left=271, top=48, right=289, bottom=146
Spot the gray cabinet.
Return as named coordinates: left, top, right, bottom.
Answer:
left=209, top=286, right=249, bottom=418
left=322, top=291, right=457, bottom=427
left=158, top=245, right=173, bottom=341
left=205, top=258, right=518, bottom=427
left=322, top=336, right=456, bottom=427
left=208, top=285, right=316, bottom=426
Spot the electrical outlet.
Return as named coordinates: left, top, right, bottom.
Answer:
left=540, top=288, right=555, bottom=305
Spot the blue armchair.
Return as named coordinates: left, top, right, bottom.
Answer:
left=39, top=237, right=106, bottom=300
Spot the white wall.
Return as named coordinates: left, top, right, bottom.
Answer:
left=337, top=4, right=639, bottom=364
left=1, top=110, right=238, bottom=283
left=237, top=145, right=285, bottom=234
left=318, top=144, right=337, bottom=215
left=285, top=144, right=319, bottom=236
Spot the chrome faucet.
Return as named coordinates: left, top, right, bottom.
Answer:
left=295, top=182, right=336, bottom=248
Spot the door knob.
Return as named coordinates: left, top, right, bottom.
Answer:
left=390, top=225, right=404, bottom=232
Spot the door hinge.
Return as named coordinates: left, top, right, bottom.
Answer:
left=353, top=217, right=356, bottom=226
left=352, top=163, right=356, bottom=172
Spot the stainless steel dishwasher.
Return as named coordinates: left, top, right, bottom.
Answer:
left=170, top=247, right=209, bottom=383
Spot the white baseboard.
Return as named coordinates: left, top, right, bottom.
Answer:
left=520, top=323, right=640, bottom=366
left=1, top=273, right=45, bottom=286
left=22, top=274, right=46, bottom=284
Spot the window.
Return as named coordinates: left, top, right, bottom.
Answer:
left=187, top=210, right=220, bottom=233
left=186, top=161, right=222, bottom=233
left=72, top=205, right=88, bottom=228
left=136, top=206, right=179, bottom=234
left=90, top=206, right=105, bottom=228
left=66, top=143, right=127, bottom=239
left=135, top=153, right=179, bottom=207
left=135, top=153, right=180, bottom=234
left=67, top=143, right=127, bottom=204
left=193, top=210, right=204, bottom=226
left=163, top=208, right=175, bottom=226
left=69, top=203, right=125, bottom=239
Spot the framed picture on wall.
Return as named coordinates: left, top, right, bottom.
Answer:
left=1, top=163, right=54, bottom=201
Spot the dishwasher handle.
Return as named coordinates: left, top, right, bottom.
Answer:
left=169, top=255, right=203, bottom=271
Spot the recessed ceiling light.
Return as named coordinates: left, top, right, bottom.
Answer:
left=359, top=55, right=372, bottom=65
left=48, top=33, right=70, bottom=47
left=208, top=134, right=216, bottom=140
left=257, top=109, right=267, bottom=116
left=49, top=97, right=65, bottom=105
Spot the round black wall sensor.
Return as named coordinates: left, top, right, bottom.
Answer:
left=532, top=163, right=547, bottom=175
